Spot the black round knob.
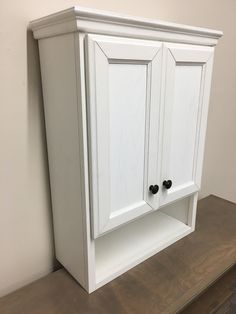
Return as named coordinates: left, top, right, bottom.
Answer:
left=149, top=185, right=159, bottom=194
left=163, top=180, right=172, bottom=189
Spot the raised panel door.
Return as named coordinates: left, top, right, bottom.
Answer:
left=86, top=34, right=163, bottom=237
left=160, top=43, right=214, bottom=206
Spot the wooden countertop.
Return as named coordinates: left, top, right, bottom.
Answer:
left=182, top=264, right=236, bottom=313
left=1, top=195, right=236, bottom=314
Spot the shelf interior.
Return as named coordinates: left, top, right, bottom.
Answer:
left=95, top=202, right=192, bottom=285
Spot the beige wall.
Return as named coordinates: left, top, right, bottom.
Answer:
left=0, top=0, right=235, bottom=297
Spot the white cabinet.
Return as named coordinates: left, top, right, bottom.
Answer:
left=30, top=6, right=222, bottom=293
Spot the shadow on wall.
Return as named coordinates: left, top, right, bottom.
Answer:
left=26, top=29, right=60, bottom=271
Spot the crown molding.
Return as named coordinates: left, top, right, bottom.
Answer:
left=29, top=6, right=223, bottom=46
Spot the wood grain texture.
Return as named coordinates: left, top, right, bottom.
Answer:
left=160, top=43, right=214, bottom=206
left=86, top=34, right=163, bottom=237
left=0, top=195, right=235, bottom=314
left=181, top=265, right=236, bottom=313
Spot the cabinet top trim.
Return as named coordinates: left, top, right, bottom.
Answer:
left=29, top=6, right=223, bottom=46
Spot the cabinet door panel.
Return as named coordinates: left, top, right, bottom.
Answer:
left=86, top=35, right=162, bottom=238
left=161, top=44, right=214, bottom=206
left=109, top=63, right=147, bottom=214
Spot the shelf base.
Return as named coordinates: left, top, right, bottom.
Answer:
left=95, top=210, right=192, bottom=287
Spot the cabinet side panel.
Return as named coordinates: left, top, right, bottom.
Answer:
left=38, top=34, right=88, bottom=289
left=160, top=197, right=190, bottom=224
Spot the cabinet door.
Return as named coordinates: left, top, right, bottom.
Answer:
left=161, top=43, right=214, bottom=206
left=86, top=34, right=162, bottom=238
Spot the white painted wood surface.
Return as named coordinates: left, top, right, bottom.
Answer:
left=30, top=6, right=222, bottom=293
left=29, top=6, right=222, bottom=47
left=86, top=35, right=163, bottom=237
left=38, top=33, right=89, bottom=290
left=95, top=199, right=192, bottom=285
left=160, top=44, right=214, bottom=206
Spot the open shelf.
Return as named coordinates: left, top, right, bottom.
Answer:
left=95, top=209, right=192, bottom=287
